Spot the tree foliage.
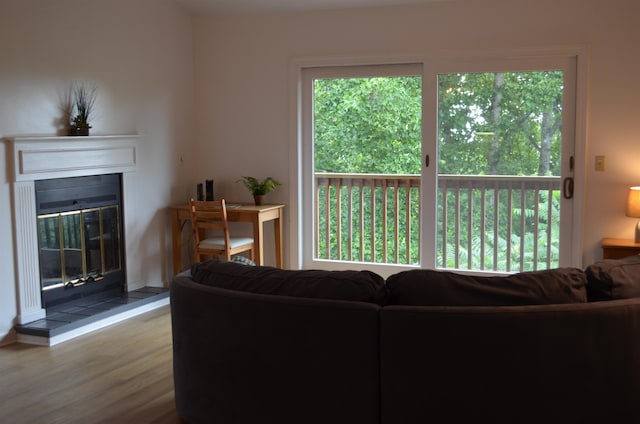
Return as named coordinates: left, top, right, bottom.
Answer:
left=438, top=71, right=563, bottom=176
left=314, top=76, right=422, bottom=174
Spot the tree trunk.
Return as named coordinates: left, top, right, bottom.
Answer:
left=538, top=108, right=553, bottom=175
left=488, top=72, right=504, bottom=174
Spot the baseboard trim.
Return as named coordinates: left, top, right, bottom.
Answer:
left=0, top=330, right=17, bottom=346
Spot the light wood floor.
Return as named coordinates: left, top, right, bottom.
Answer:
left=0, top=305, right=184, bottom=424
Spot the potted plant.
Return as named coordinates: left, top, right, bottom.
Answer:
left=69, top=83, right=97, bottom=136
left=238, top=176, right=282, bottom=205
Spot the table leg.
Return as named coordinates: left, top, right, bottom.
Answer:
left=253, top=215, right=264, bottom=265
left=171, top=208, right=182, bottom=275
left=274, top=211, right=283, bottom=268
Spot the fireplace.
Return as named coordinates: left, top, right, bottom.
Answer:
left=5, top=135, right=141, bottom=325
left=35, top=173, right=125, bottom=308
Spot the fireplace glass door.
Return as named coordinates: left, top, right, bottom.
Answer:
left=38, top=205, right=122, bottom=290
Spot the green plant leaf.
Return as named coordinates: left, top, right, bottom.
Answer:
left=237, top=176, right=282, bottom=195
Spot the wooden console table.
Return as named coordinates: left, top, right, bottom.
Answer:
left=601, top=238, right=640, bottom=259
left=170, top=203, right=284, bottom=274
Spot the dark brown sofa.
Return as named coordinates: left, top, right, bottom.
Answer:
left=170, top=256, right=640, bottom=424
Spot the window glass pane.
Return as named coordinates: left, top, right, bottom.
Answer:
left=437, top=71, right=563, bottom=272
left=313, top=75, right=422, bottom=265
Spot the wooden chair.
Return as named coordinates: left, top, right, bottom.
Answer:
left=188, top=198, right=255, bottom=262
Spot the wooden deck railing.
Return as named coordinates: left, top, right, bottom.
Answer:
left=315, top=173, right=561, bottom=272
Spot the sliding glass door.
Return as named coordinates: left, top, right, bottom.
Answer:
left=298, top=53, right=580, bottom=276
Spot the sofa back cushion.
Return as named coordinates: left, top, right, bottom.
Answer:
left=585, top=255, right=640, bottom=301
left=190, top=260, right=387, bottom=304
left=385, top=268, right=587, bottom=306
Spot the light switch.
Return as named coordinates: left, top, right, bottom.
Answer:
left=595, top=155, right=605, bottom=172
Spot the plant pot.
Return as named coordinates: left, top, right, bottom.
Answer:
left=69, top=126, right=90, bottom=136
left=253, top=195, right=265, bottom=206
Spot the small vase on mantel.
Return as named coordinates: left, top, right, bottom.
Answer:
left=68, top=83, right=96, bottom=137
left=69, top=126, right=90, bottom=136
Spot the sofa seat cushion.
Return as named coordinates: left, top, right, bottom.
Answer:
left=190, top=260, right=386, bottom=304
left=385, top=268, right=587, bottom=306
left=585, top=254, right=640, bottom=301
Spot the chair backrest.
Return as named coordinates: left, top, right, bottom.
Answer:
left=188, top=198, right=230, bottom=249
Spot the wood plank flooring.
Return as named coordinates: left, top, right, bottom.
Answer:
left=0, top=305, right=184, bottom=424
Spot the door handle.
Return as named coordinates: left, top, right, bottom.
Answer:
left=563, top=177, right=574, bottom=199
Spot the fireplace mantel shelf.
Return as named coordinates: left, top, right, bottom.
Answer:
left=5, top=134, right=140, bottom=182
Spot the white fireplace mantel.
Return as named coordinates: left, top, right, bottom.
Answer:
left=5, top=135, right=141, bottom=324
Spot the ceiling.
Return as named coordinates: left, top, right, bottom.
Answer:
left=175, top=0, right=448, bottom=14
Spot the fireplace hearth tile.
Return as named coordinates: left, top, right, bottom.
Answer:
left=15, top=286, right=169, bottom=342
left=17, top=318, right=68, bottom=330
left=51, top=306, right=102, bottom=316
left=45, top=312, right=90, bottom=322
left=81, top=303, right=113, bottom=311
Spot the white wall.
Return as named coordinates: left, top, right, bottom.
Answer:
left=192, top=0, right=640, bottom=269
left=0, top=0, right=195, bottom=343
